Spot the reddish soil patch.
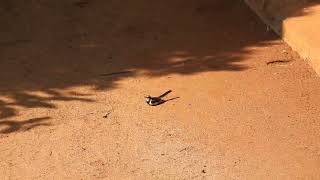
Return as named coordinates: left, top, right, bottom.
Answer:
left=0, top=0, right=320, bottom=179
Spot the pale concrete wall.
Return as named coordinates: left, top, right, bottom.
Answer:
left=245, top=0, right=320, bottom=75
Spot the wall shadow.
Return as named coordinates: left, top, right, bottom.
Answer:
left=0, top=0, right=280, bottom=132
left=245, top=0, right=320, bottom=34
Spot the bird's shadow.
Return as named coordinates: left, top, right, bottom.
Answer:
left=158, top=97, right=180, bottom=106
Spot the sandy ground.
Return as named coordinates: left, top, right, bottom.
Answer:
left=1, top=0, right=320, bottom=179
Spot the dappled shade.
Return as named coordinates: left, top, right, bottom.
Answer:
left=1, top=0, right=313, bottom=133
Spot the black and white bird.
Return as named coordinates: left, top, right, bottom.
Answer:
left=145, top=90, right=172, bottom=106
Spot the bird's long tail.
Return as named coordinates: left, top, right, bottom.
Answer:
left=158, top=90, right=172, bottom=98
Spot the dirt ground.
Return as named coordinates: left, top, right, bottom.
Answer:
left=1, top=0, right=320, bottom=179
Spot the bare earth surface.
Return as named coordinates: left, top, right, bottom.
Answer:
left=1, top=0, right=320, bottom=179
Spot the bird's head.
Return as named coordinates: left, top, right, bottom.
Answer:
left=145, top=95, right=151, bottom=102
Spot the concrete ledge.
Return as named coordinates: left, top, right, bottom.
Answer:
left=244, top=0, right=320, bottom=75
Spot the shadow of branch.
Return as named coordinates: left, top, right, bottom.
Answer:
left=0, top=117, right=51, bottom=134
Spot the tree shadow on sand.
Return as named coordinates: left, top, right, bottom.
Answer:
left=0, top=117, right=51, bottom=134
left=0, top=0, right=317, bottom=133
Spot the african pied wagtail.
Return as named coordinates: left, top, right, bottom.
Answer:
left=145, top=90, right=172, bottom=106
